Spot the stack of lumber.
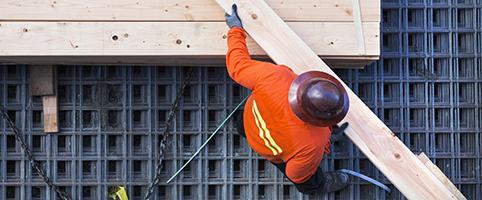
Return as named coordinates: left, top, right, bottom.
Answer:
left=0, top=0, right=379, bottom=68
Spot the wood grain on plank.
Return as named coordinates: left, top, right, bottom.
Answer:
left=0, top=22, right=379, bottom=57
left=0, top=0, right=379, bottom=22
left=42, top=95, right=58, bottom=133
left=213, top=0, right=457, bottom=199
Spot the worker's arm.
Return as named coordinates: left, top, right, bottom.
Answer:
left=224, top=4, right=278, bottom=90
left=226, top=28, right=277, bottom=90
left=285, top=148, right=323, bottom=183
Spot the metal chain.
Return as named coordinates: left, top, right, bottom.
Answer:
left=0, top=107, right=71, bottom=200
left=144, top=67, right=194, bottom=200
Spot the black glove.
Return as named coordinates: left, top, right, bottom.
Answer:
left=332, top=122, right=349, bottom=135
left=330, top=122, right=348, bottom=143
left=225, top=4, right=243, bottom=28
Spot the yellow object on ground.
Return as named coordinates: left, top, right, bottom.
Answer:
left=109, top=186, right=128, bottom=200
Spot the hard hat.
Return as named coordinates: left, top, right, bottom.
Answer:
left=288, top=71, right=349, bottom=127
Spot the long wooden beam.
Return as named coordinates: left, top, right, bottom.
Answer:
left=0, top=22, right=379, bottom=57
left=213, top=0, right=459, bottom=199
left=0, top=0, right=379, bottom=22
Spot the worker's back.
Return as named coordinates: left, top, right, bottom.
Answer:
left=240, top=63, right=332, bottom=183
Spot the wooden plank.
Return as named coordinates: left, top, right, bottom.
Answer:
left=0, top=56, right=377, bottom=68
left=42, top=95, right=59, bottom=133
left=325, top=58, right=376, bottom=68
left=29, top=66, right=55, bottom=96
left=213, top=0, right=457, bottom=199
left=0, top=22, right=379, bottom=57
left=417, top=153, right=467, bottom=200
left=29, top=65, right=59, bottom=133
left=351, top=0, right=366, bottom=54
left=0, top=0, right=379, bottom=22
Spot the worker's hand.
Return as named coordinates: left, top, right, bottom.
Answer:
left=332, top=122, right=348, bottom=135
left=330, top=122, right=348, bottom=143
left=225, top=4, right=243, bottom=28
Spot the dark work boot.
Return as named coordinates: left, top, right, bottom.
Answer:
left=321, top=171, right=349, bottom=193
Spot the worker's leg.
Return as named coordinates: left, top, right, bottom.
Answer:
left=233, top=110, right=246, bottom=138
left=271, top=162, right=323, bottom=194
left=270, top=162, right=349, bottom=194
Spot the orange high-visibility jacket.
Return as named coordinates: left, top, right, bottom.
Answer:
left=226, top=27, right=332, bottom=183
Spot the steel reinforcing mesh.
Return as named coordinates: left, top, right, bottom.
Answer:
left=1, top=0, right=482, bottom=199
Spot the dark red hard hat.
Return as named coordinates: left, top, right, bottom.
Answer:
left=288, top=71, right=349, bottom=127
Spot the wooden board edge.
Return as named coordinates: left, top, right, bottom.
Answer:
left=417, top=153, right=467, bottom=200
left=0, top=56, right=378, bottom=69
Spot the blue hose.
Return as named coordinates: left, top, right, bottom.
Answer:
left=339, top=169, right=391, bottom=192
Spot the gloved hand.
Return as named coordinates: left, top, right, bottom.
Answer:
left=225, top=4, right=243, bottom=28
left=332, top=122, right=348, bottom=135
left=330, top=122, right=348, bottom=143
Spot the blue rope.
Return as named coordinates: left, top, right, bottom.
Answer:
left=339, top=169, right=391, bottom=192
left=166, top=96, right=248, bottom=183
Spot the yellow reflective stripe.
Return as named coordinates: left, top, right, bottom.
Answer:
left=252, top=101, right=283, bottom=154
left=251, top=107, right=278, bottom=155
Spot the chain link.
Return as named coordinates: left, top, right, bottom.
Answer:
left=144, top=68, right=194, bottom=200
left=0, top=108, right=71, bottom=200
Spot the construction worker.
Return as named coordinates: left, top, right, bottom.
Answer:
left=224, top=5, right=351, bottom=194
